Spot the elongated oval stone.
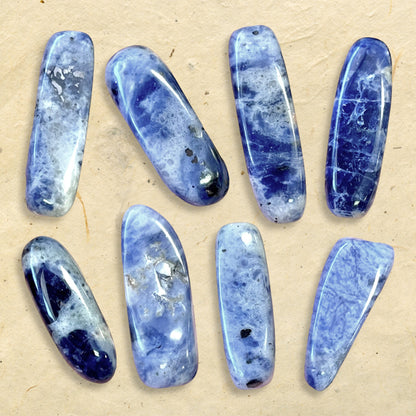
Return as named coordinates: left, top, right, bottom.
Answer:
left=26, top=31, right=94, bottom=216
left=22, top=237, right=116, bottom=383
left=106, top=46, right=229, bottom=206
left=121, top=205, right=198, bottom=388
left=326, top=38, right=392, bottom=217
left=229, top=25, right=306, bottom=223
left=305, top=238, right=394, bottom=391
left=216, top=223, right=275, bottom=389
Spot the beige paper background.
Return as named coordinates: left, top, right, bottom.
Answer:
left=1, top=0, right=415, bottom=414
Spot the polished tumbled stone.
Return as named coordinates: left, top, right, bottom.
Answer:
left=216, top=223, right=275, bottom=389
left=26, top=31, right=94, bottom=216
left=106, top=46, right=229, bottom=206
left=305, top=238, right=394, bottom=391
left=229, top=25, right=306, bottom=223
left=326, top=38, right=392, bottom=217
left=121, top=205, right=198, bottom=388
left=22, top=237, right=116, bottom=383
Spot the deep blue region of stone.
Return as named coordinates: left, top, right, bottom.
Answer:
left=59, top=329, right=114, bottom=383
left=229, top=25, right=306, bottom=223
left=25, top=265, right=72, bottom=325
left=26, top=31, right=94, bottom=217
left=106, top=46, right=229, bottom=206
left=216, top=223, right=275, bottom=389
left=121, top=205, right=198, bottom=388
left=326, top=37, right=392, bottom=217
left=305, top=238, right=394, bottom=391
left=22, top=236, right=116, bottom=383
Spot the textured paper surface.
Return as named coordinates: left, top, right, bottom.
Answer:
left=1, top=1, right=415, bottom=414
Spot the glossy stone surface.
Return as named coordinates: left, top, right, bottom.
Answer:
left=106, top=46, right=229, bottom=206
left=326, top=38, right=392, bottom=217
left=121, top=205, right=198, bottom=388
left=305, top=238, right=394, bottom=391
left=229, top=25, right=306, bottom=223
left=216, top=223, right=275, bottom=389
left=26, top=31, right=94, bottom=216
left=22, top=237, right=116, bottom=383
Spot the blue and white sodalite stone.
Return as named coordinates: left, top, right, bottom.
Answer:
left=305, top=238, right=394, bottom=391
left=26, top=31, right=94, bottom=216
left=121, top=205, right=198, bottom=388
left=229, top=26, right=306, bottom=223
left=216, top=223, right=275, bottom=389
left=326, top=38, right=392, bottom=217
left=22, top=237, right=116, bottom=383
left=106, top=47, right=229, bottom=206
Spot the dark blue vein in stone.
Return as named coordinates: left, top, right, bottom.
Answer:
left=229, top=25, right=306, bottom=223
left=121, top=205, right=198, bottom=388
left=106, top=46, right=229, bottom=206
left=326, top=38, right=392, bottom=217
left=22, top=237, right=116, bottom=383
left=216, top=223, right=275, bottom=389
left=305, top=238, right=394, bottom=391
left=26, top=31, right=94, bottom=216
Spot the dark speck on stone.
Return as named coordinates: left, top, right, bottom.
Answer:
left=246, top=379, right=262, bottom=388
left=222, top=249, right=227, bottom=252
left=240, top=328, right=252, bottom=338
left=185, top=148, right=193, bottom=157
left=191, top=156, right=198, bottom=164
left=276, top=164, right=290, bottom=172
left=188, top=125, right=201, bottom=136
left=252, top=30, right=259, bottom=35
left=204, top=176, right=222, bottom=197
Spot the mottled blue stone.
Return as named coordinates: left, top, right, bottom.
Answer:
left=326, top=38, right=392, bottom=217
left=216, top=223, right=275, bottom=389
left=106, top=46, right=229, bottom=206
left=121, top=205, right=198, bottom=388
left=22, top=237, right=116, bottom=383
left=229, top=26, right=306, bottom=223
left=305, top=238, right=394, bottom=391
left=26, top=31, right=94, bottom=216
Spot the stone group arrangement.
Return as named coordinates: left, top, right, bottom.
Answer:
left=22, top=26, right=394, bottom=391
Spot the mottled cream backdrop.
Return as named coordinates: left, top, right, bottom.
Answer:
left=1, top=1, right=415, bottom=415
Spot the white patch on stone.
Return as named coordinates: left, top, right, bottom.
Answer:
left=73, top=70, right=84, bottom=79
left=53, top=67, right=65, bottom=80
left=51, top=80, right=64, bottom=101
